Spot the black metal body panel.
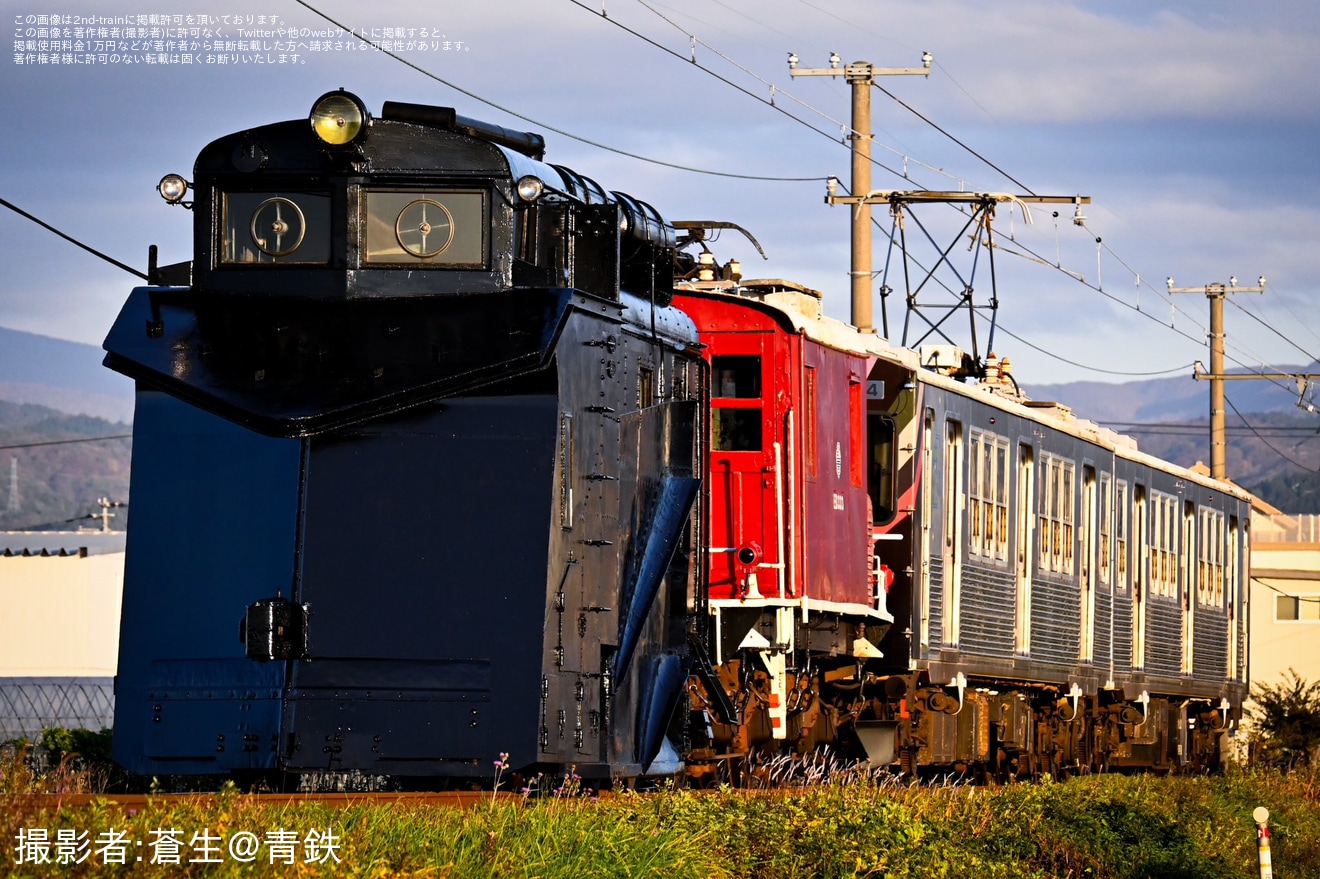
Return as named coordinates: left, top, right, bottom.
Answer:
left=111, top=96, right=703, bottom=781
left=104, top=287, right=574, bottom=437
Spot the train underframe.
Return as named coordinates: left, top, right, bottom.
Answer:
left=683, top=638, right=1237, bottom=785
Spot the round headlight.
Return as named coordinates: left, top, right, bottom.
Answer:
left=157, top=174, right=189, bottom=203
left=515, top=175, right=544, bottom=203
left=310, top=90, right=368, bottom=146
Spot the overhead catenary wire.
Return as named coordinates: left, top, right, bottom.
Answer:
left=1225, top=394, right=1318, bottom=472
left=0, top=435, right=133, bottom=451
left=612, top=0, right=961, bottom=188
left=1252, top=577, right=1320, bottom=607
left=312, top=0, right=1320, bottom=395
left=993, top=325, right=1194, bottom=377
left=1227, top=294, right=1320, bottom=367
left=563, top=0, right=920, bottom=182
left=0, top=197, right=148, bottom=281
left=292, top=0, right=821, bottom=182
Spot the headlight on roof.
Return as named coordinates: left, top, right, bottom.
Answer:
left=310, top=90, right=369, bottom=146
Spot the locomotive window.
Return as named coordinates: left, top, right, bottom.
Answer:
left=712, top=356, right=760, bottom=398
left=221, top=192, right=331, bottom=264
left=363, top=189, right=487, bottom=267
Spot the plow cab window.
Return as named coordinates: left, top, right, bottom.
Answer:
left=363, top=189, right=488, bottom=267
left=221, top=192, right=331, bottom=264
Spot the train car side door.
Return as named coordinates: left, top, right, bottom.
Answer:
left=708, top=332, right=785, bottom=600
left=942, top=418, right=964, bottom=647
left=1015, top=443, right=1034, bottom=655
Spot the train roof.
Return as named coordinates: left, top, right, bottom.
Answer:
left=675, top=278, right=1252, bottom=504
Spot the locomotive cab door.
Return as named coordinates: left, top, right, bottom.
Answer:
left=708, top=332, right=785, bottom=601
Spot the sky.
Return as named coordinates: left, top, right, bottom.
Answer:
left=3, top=0, right=1320, bottom=395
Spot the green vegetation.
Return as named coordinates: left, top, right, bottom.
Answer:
left=1250, top=669, right=1320, bottom=769
left=3, top=766, right=1318, bottom=877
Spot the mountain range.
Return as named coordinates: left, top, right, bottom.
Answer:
left=0, top=326, right=134, bottom=424
left=3, top=325, right=1320, bottom=512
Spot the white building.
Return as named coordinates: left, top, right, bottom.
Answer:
left=1249, top=509, right=1320, bottom=690
left=0, top=531, right=125, bottom=739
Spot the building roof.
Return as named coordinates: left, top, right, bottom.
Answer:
left=0, top=531, right=126, bottom=557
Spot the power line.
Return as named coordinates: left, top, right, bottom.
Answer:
left=1227, top=294, right=1320, bottom=367
left=292, top=0, right=821, bottom=183
left=1225, top=394, right=1317, bottom=473
left=1252, top=577, right=1320, bottom=607
left=0, top=435, right=132, bottom=451
left=871, top=82, right=1034, bottom=194
left=993, top=325, right=1193, bottom=377
left=0, top=197, right=148, bottom=281
left=568, top=0, right=912, bottom=180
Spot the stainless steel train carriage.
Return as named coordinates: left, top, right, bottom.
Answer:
left=894, top=366, right=1250, bottom=774
left=105, top=91, right=705, bottom=785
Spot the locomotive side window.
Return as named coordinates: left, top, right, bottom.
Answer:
left=558, top=413, right=574, bottom=530
left=221, top=192, right=331, bottom=264
left=711, top=355, right=762, bottom=452
left=363, top=190, right=487, bottom=267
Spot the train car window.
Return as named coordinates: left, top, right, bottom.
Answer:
left=968, top=429, right=1010, bottom=562
left=712, top=409, right=761, bottom=451
left=711, top=355, right=762, bottom=451
left=363, top=189, right=487, bottom=267
left=220, top=192, right=331, bottom=264
left=867, top=414, right=896, bottom=523
left=1099, top=473, right=1113, bottom=586
left=1150, top=491, right=1179, bottom=599
left=639, top=367, right=655, bottom=409
left=849, top=380, right=864, bottom=487
left=712, top=356, right=760, bottom=398
left=1197, top=506, right=1225, bottom=608
left=1037, top=453, right=1076, bottom=576
left=1115, top=480, right=1129, bottom=590
left=1082, top=466, right=1097, bottom=592
left=804, top=367, right=817, bottom=477
left=1228, top=514, right=1240, bottom=611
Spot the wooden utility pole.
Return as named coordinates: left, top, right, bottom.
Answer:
left=1168, top=277, right=1266, bottom=479
left=790, top=52, right=931, bottom=333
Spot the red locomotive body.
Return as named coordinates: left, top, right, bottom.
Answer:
left=677, top=279, right=903, bottom=615
left=675, top=279, right=911, bottom=754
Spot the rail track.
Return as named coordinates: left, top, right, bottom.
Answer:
left=3, top=791, right=526, bottom=810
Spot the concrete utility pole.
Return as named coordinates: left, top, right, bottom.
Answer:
left=1168, top=277, right=1266, bottom=480
left=789, top=51, right=932, bottom=333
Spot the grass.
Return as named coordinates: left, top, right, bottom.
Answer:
left=3, top=761, right=1320, bottom=877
